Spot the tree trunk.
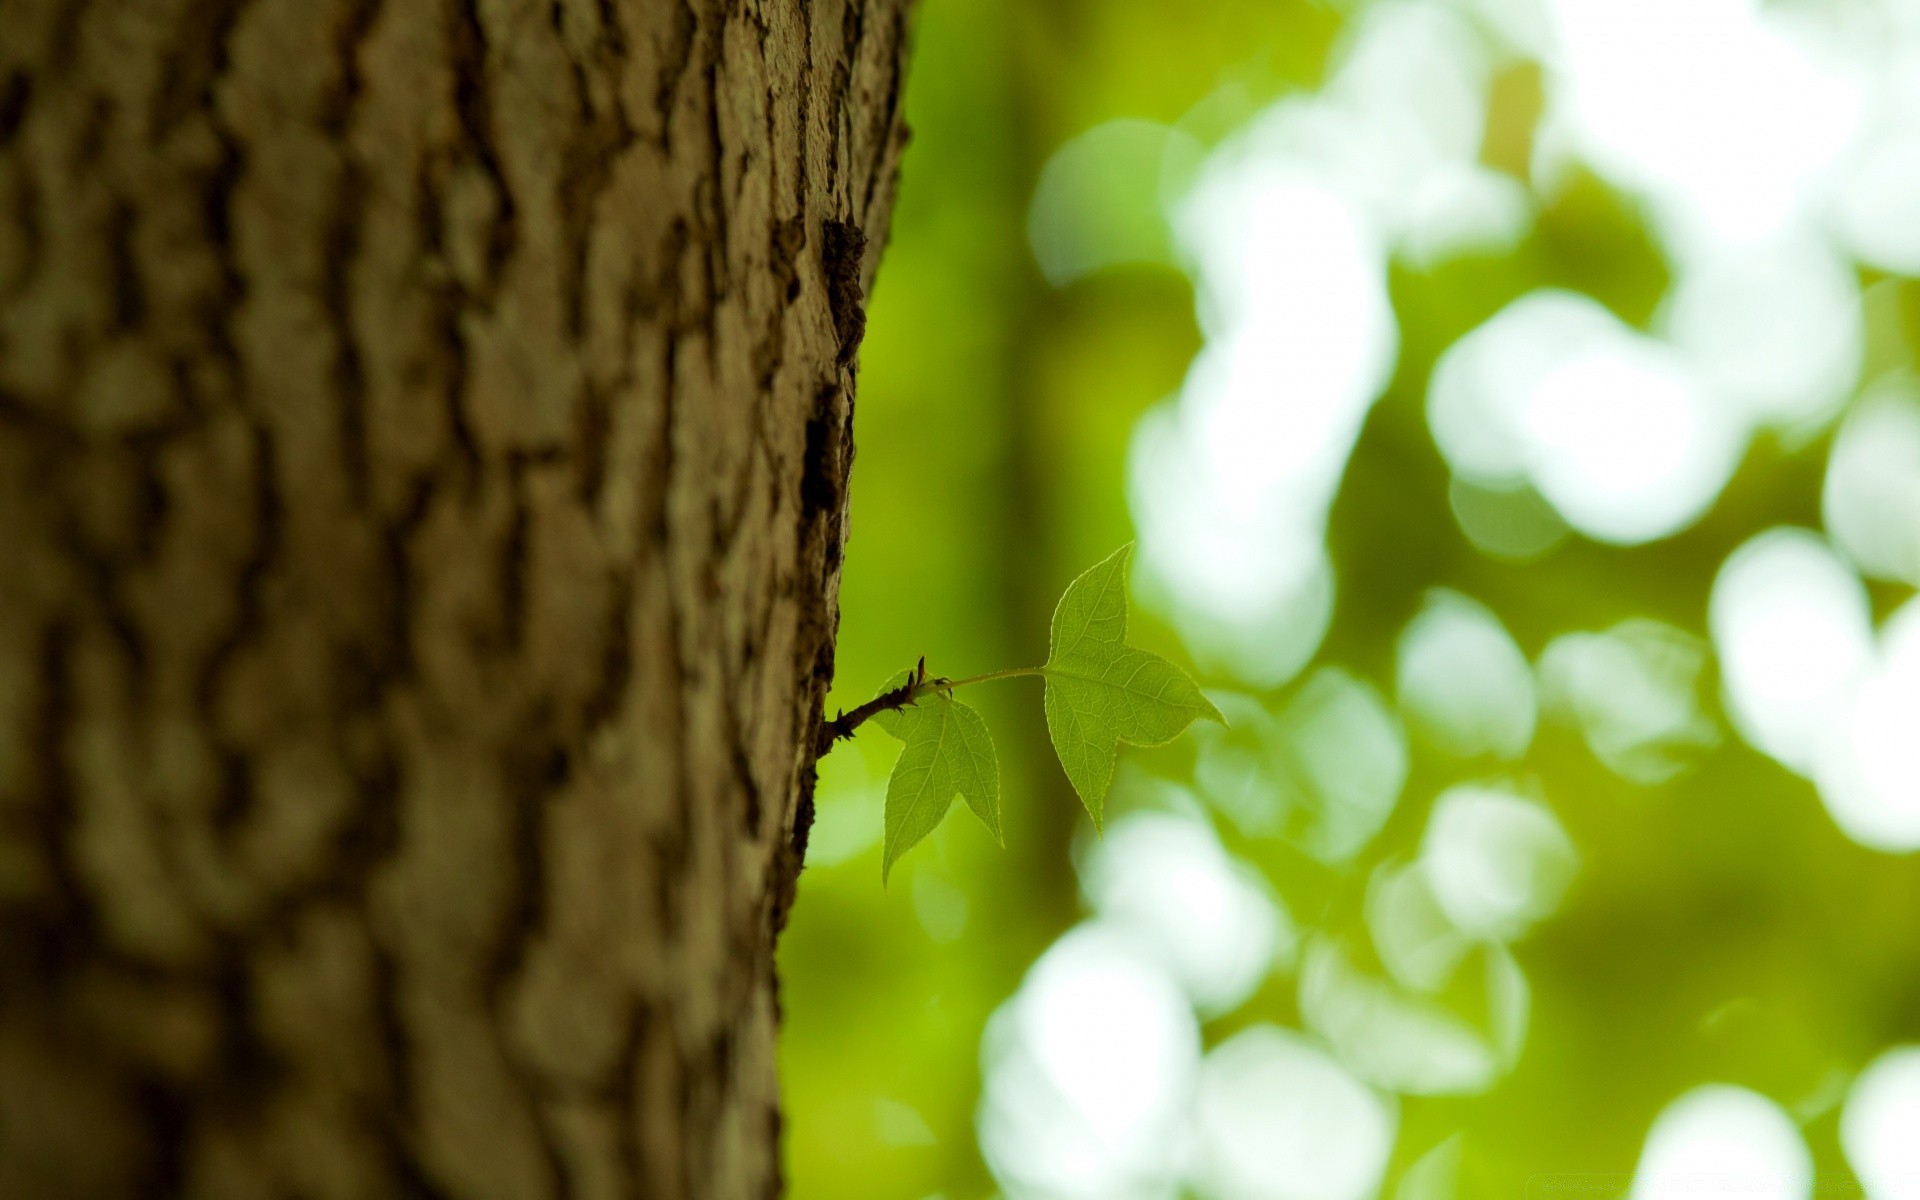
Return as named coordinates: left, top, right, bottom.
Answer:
left=0, top=0, right=908, bottom=1195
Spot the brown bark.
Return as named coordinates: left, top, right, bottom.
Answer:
left=0, top=0, right=908, bottom=1195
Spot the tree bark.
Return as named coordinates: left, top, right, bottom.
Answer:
left=0, top=0, right=908, bottom=1195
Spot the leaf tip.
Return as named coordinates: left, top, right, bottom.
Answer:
left=1079, top=787, right=1106, bottom=835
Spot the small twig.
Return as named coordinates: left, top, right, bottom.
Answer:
left=817, top=657, right=926, bottom=757
left=814, top=660, right=1048, bottom=758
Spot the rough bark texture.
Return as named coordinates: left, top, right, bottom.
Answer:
left=0, top=0, right=908, bottom=1195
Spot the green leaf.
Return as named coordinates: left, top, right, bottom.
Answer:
left=874, top=672, right=1003, bottom=882
left=1042, top=543, right=1224, bottom=828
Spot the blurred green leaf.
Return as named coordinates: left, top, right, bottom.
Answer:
left=876, top=673, right=1003, bottom=881
left=1042, top=544, right=1225, bottom=827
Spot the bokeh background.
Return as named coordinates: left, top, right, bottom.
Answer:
left=778, top=0, right=1920, bottom=1196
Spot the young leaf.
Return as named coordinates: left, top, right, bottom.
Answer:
left=1041, top=543, right=1224, bottom=828
left=874, top=672, right=1002, bottom=882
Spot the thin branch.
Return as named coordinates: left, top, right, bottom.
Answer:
left=817, top=659, right=924, bottom=757
left=815, top=660, right=1046, bottom=757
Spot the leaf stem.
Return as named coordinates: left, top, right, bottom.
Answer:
left=815, top=663, right=1044, bottom=757
left=935, top=666, right=1045, bottom=690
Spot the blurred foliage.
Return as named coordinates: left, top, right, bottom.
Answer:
left=778, top=1, right=1920, bottom=1198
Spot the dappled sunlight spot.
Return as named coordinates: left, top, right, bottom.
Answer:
left=1840, top=1045, right=1920, bottom=1200
left=1834, top=121, right=1920, bottom=274
left=1520, top=330, right=1744, bottom=544
left=1316, top=1, right=1536, bottom=266
left=1827, top=6, right=1920, bottom=274
left=1299, top=938, right=1528, bottom=1096
left=1190, top=1025, right=1397, bottom=1200
left=1182, top=101, right=1399, bottom=326
left=1136, top=175, right=1392, bottom=687
left=1823, top=376, right=1920, bottom=587
left=1028, top=119, right=1201, bottom=286
left=1182, top=1, right=1497, bottom=263
left=1194, top=670, right=1408, bottom=865
left=1447, top=476, right=1570, bottom=562
left=1420, top=785, right=1576, bottom=942
left=1396, top=591, right=1536, bottom=760
left=1545, top=0, right=1868, bottom=251
left=1185, top=329, right=1384, bottom=521
left=1813, top=598, right=1920, bottom=853
left=1139, top=79, right=1416, bottom=690
left=1630, top=1085, right=1811, bottom=1200
left=1081, top=809, right=1294, bottom=1015
left=1175, top=170, right=1396, bottom=361
left=1328, top=1, right=1488, bottom=167
left=1539, top=620, right=1719, bottom=785
left=1397, top=163, right=1535, bottom=269
left=1367, top=860, right=1473, bottom=995
left=1661, top=236, right=1862, bottom=436
left=977, top=923, right=1200, bottom=1200
left=1130, top=404, right=1336, bottom=687
left=1321, top=1, right=1493, bottom=241
left=1429, top=291, right=1597, bottom=486
left=1710, top=528, right=1873, bottom=776
left=1713, top=536, right=1920, bottom=849
left=1445, top=0, right=1555, bottom=59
